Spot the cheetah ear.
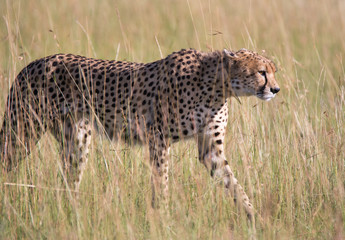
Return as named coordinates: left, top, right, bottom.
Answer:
left=237, top=48, right=249, bottom=54
left=222, top=49, right=237, bottom=58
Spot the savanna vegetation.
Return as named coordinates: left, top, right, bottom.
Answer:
left=0, top=0, right=344, bottom=239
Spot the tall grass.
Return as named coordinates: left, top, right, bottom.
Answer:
left=0, top=0, right=344, bottom=239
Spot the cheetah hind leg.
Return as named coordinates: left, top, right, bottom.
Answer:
left=149, top=132, right=170, bottom=212
left=51, top=116, right=92, bottom=192
left=0, top=111, right=48, bottom=171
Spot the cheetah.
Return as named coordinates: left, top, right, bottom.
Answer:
left=0, top=48, right=279, bottom=223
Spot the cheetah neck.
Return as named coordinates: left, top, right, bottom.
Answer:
left=199, top=51, right=234, bottom=104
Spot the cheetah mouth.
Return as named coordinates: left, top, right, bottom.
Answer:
left=256, top=92, right=276, bottom=101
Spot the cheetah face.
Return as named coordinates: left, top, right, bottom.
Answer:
left=224, top=49, right=280, bottom=101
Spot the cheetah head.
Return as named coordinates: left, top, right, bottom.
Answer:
left=223, top=49, right=280, bottom=101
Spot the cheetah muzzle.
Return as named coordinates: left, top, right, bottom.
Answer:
left=1, top=48, right=280, bottom=224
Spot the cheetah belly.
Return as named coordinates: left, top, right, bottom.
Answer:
left=93, top=101, right=155, bottom=144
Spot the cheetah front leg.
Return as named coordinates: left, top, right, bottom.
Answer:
left=149, top=132, right=170, bottom=211
left=197, top=130, right=255, bottom=224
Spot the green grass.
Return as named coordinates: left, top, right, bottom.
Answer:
left=0, top=0, right=344, bottom=239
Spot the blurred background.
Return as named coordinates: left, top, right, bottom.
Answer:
left=0, top=0, right=344, bottom=239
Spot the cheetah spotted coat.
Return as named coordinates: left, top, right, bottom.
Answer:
left=1, top=49, right=280, bottom=223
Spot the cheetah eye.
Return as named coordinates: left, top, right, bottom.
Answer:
left=258, top=71, right=266, bottom=77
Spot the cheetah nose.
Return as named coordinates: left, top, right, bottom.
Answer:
left=270, top=87, right=280, bottom=94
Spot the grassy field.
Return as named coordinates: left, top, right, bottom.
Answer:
left=0, top=0, right=344, bottom=239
